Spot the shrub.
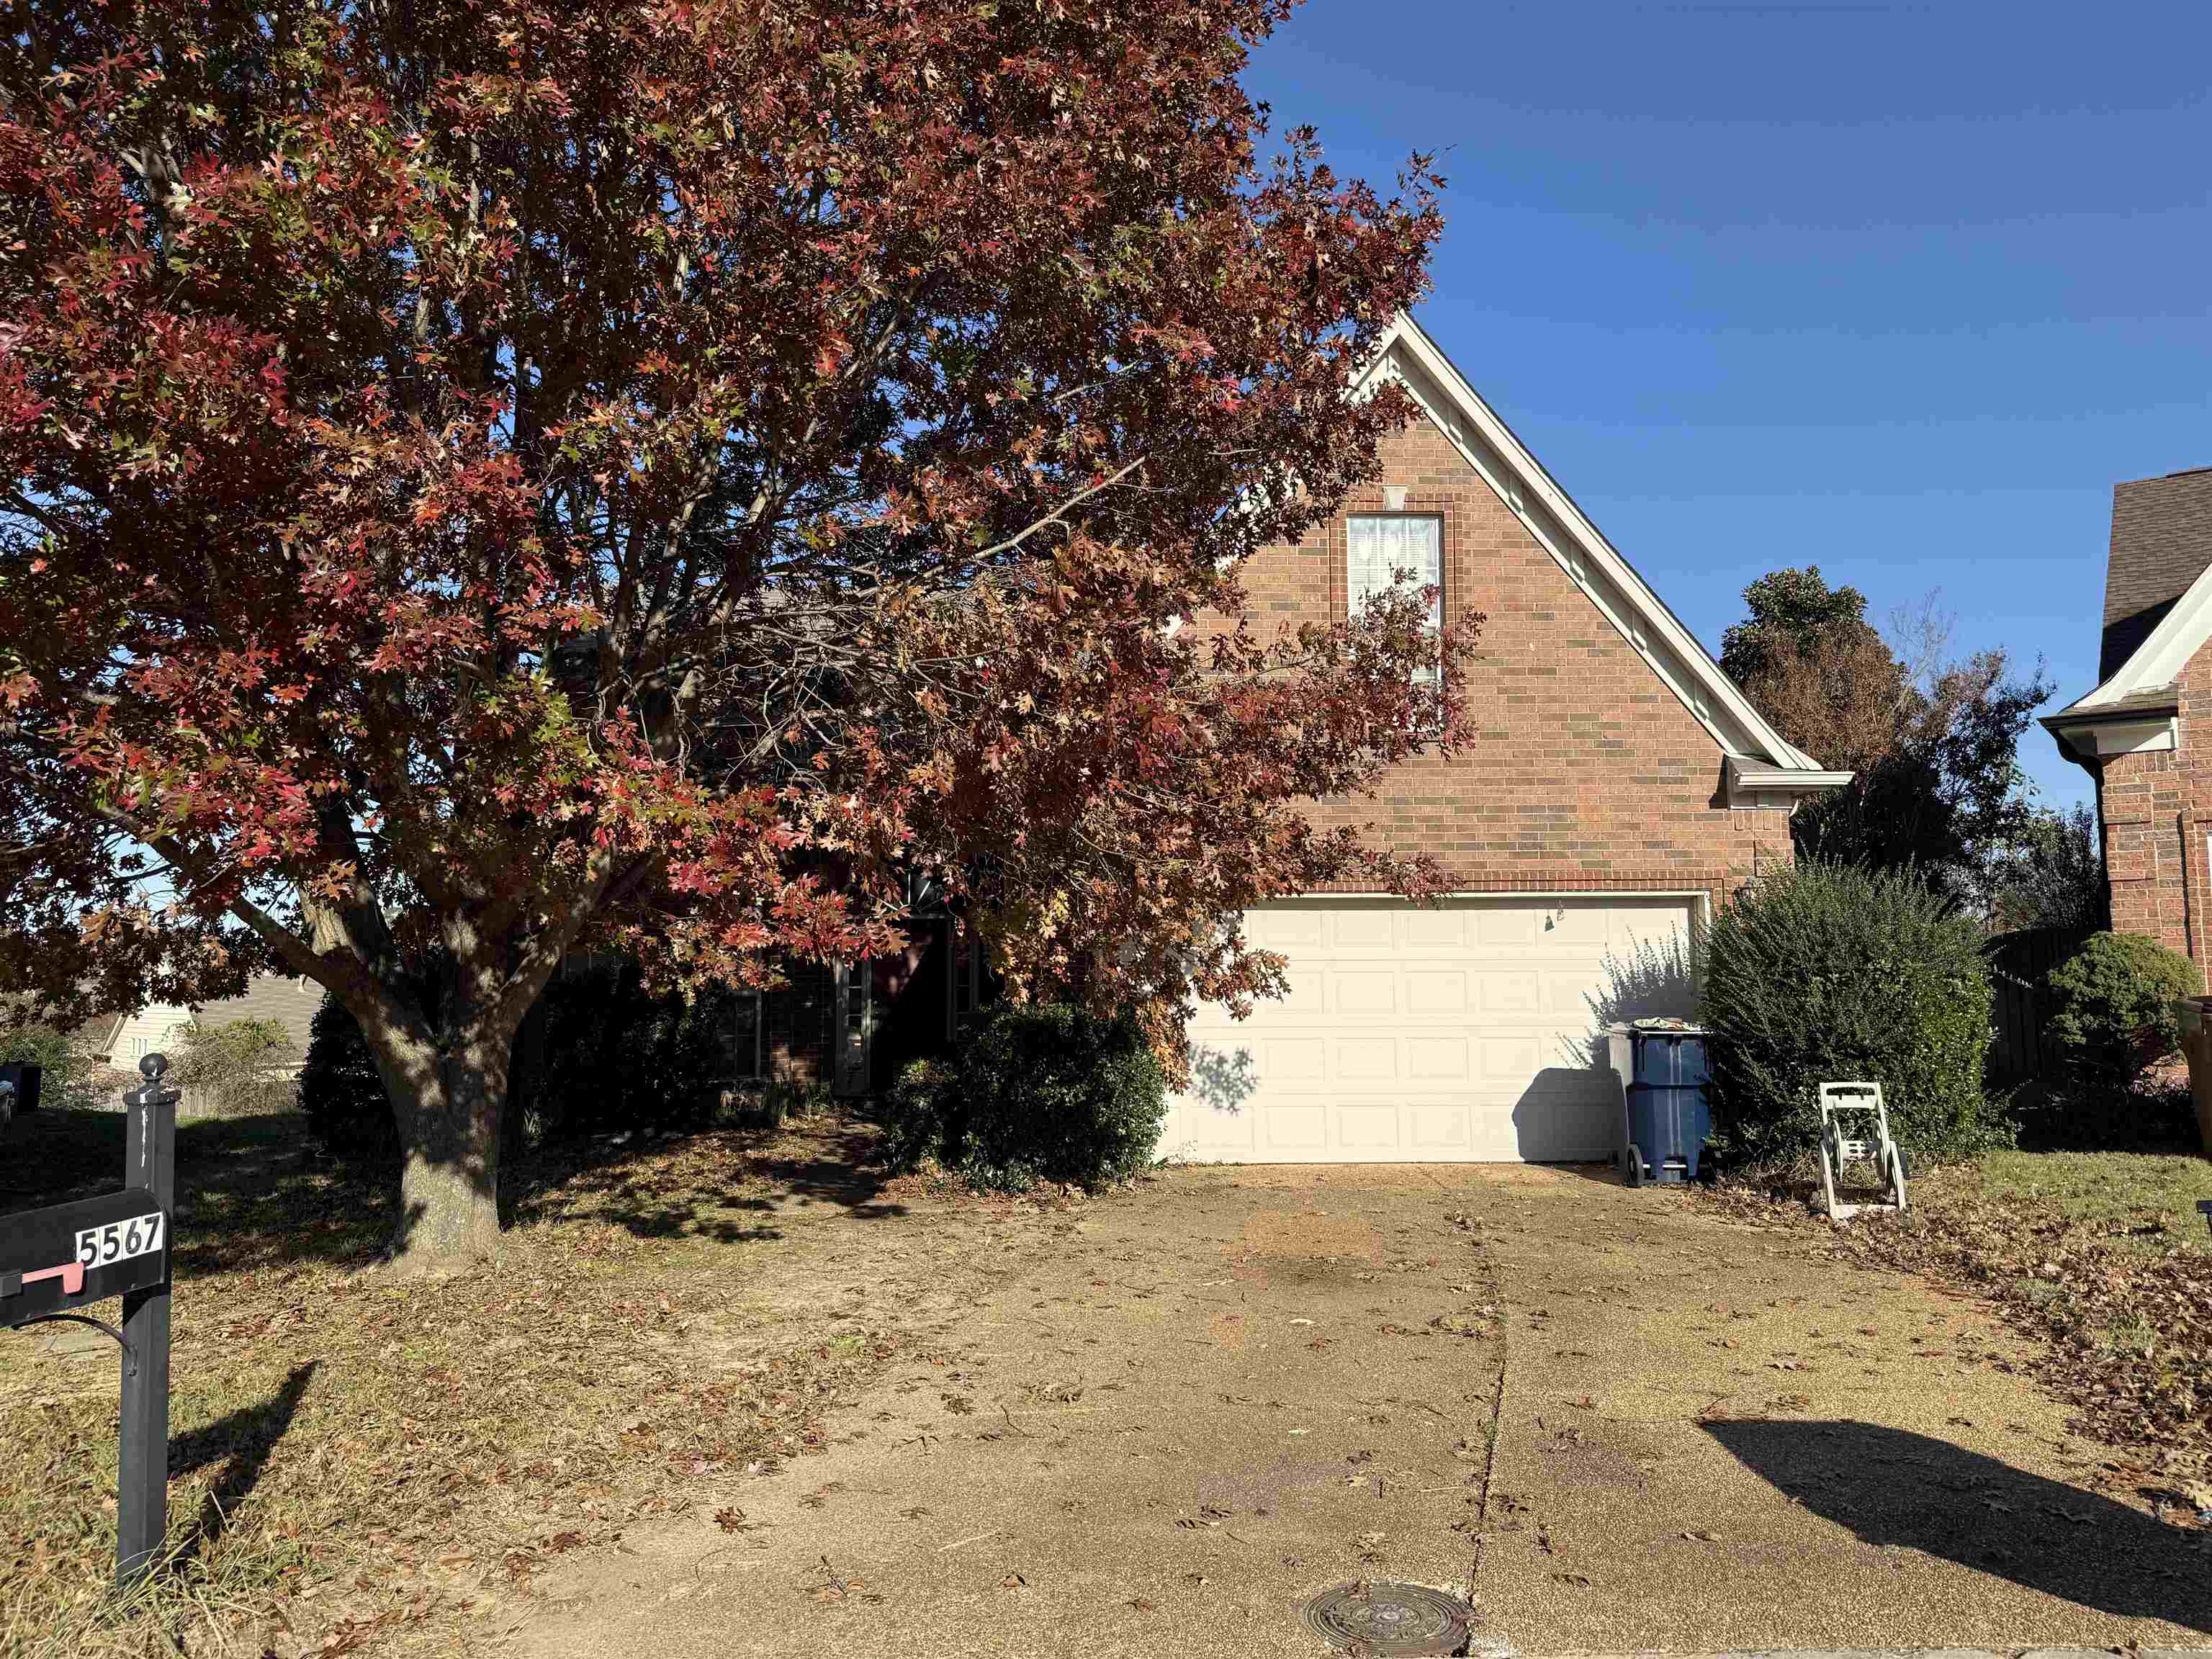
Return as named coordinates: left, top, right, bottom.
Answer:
left=2013, top=1074, right=2198, bottom=1153
left=521, top=963, right=738, bottom=1141
left=881, top=1004, right=1167, bottom=1192
left=299, top=995, right=400, bottom=1165
left=881, top=1058, right=958, bottom=1173
left=300, top=965, right=761, bottom=1164
left=1698, top=859, right=2004, bottom=1171
left=172, top=1017, right=298, bottom=1116
left=0, top=1021, right=100, bottom=1112
left=2046, top=930, right=2200, bottom=1084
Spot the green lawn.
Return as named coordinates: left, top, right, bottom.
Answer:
left=1967, top=1146, right=2212, bottom=1254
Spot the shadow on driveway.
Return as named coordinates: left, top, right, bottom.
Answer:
left=1707, top=1419, right=2212, bottom=1632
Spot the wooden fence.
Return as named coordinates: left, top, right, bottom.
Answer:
left=1982, top=924, right=2096, bottom=1088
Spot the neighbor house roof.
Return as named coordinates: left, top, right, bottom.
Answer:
left=2044, top=465, right=2212, bottom=768
left=2102, top=467, right=2212, bottom=681
left=1359, top=313, right=1848, bottom=795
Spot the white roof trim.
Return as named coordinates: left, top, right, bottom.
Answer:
left=1726, top=759, right=1856, bottom=792
left=1356, top=313, right=1832, bottom=776
left=2076, top=554, right=2212, bottom=709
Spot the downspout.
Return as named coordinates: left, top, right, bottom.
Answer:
left=2187, top=809, right=2208, bottom=993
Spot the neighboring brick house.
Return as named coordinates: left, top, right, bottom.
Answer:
left=2043, top=465, right=2212, bottom=982
left=1161, top=313, right=1848, bottom=1164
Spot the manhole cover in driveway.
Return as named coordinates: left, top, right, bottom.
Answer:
left=1301, top=1581, right=1468, bottom=1655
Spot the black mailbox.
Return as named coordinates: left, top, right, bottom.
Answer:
left=0, top=1051, right=176, bottom=1587
left=0, top=1187, right=171, bottom=1325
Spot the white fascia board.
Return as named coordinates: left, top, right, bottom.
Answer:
left=2046, top=715, right=2178, bottom=758
left=1726, top=760, right=1856, bottom=791
left=2080, top=557, right=2212, bottom=708
left=1357, top=313, right=1826, bottom=777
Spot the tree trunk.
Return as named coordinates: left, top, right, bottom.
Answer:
left=358, top=1004, right=511, bottom=1276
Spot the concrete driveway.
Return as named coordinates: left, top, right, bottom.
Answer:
left=515, top=1164, right=2212, bottom=1658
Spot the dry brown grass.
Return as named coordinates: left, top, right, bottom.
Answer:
left=0, top=1108, right=996, bottom=1658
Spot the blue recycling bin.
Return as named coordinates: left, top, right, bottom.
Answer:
left=1621, top=1028, right=1709, bottom=1184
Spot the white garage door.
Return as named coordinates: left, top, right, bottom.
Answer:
left=1161, top=896, right=1697, bottom=1164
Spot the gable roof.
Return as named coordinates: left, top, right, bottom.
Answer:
left=2101, top=467, right=2212, bottom=682
left=2047, top=467, right=2212, bottom=751
left=1358, top=313, right=1847, bottom=792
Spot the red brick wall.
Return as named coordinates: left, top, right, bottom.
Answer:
left=1231, top=407, right=1797, bottom=912
left=2095, top=631, right=2212, bottom=985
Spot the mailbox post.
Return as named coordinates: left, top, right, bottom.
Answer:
left=1, top=1052, right=178, bottom=1589
left=118, top=1055, right=177, bottom=1583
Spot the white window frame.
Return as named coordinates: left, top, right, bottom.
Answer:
left=1346, top=512, right=1444, bottom=684
left=833, top=961, right=875, bottom=1097
left=945, top=920, right=984, bottom=1040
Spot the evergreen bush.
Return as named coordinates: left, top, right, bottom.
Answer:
left=2046, top=931, right=2200, bottom=1084
left=1698, top=860, right=2002, bottom=1170
left=882, top=1004, right=1167, bottom=1192
left=298, top=994, right=400, bottom=1164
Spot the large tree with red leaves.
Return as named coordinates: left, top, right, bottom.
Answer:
left=1, top=0, right=1458, bottom=1268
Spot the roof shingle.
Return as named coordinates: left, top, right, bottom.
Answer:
left=2101, top=466, right=2212, bottom=682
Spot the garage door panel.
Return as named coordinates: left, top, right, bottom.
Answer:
left=1332, top=908, right=1398, bottom=950
left=1475, top=971, right=1542, bottom=1014
left=1404, top=969, right=1470, bottom=1016
left=1609, top=903, right=1686, bottom=948
left=1478, top=1033, right=1542, bottom=1080
left=1334, top=1036, right=1399, bottom=1081
left=1408, top=1104, right=1473, bottom=1151
left=1542, top=969, right=1602, bottom=1017
left=1406, top=1035, right=1469, bottom=1080
left=1402, top=909, right=1467, bottom=950
left=1334, top=971, right=1398, bottom=1015
left=1262, top=1037, right=1326, bottom=1085
left=1474, top=907, right=1539, bottom=946
left=1263, top=1105, right=1328, bottom=1151
left=1251, top=968, right=1323, bottom=1021
left=1256, top=909, right=1325, bottom=949
left=1163, top=896, right=1696, bottom=1165
left=1335, top=1105, right=1403, bottom=1149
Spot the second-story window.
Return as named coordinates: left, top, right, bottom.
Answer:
left=1347, top=513, right=1442, bottom=681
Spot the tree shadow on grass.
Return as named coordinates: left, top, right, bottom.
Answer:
left=170, top=1362, right=317, bottom=1562
left=1707, top=1418, right=2212, bottom=1632
left=4, top=1106, right=909, bottom=1270
left=510, top=1115, right=910, bottom=1244
left=1, top=1110, right=389, bottom=1276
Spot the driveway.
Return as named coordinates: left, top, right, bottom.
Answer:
left=515, top=1164, right=2212, bottom=1658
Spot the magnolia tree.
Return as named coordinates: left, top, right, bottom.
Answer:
left=1, top=0, right=1465, bottom=1269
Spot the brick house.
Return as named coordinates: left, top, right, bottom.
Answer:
left=1157, top=314, right=1847, bottom=1164
left=748, top=314, right=1848, bottom=1154
left=2042, top=465, right=2212, bottom=981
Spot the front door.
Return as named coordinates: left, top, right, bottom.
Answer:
left=833, top=961, right=874, bottom=1097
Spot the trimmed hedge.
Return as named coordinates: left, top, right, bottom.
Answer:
left=882, top=1003, right=1166, bottom=1192
left=2046, top=930, right=2200, bottom=1084
left=1698, top=860, right=2004, bottom=1171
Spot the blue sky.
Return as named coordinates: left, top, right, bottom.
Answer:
left=1243, top=1, right=2212, bottom=811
